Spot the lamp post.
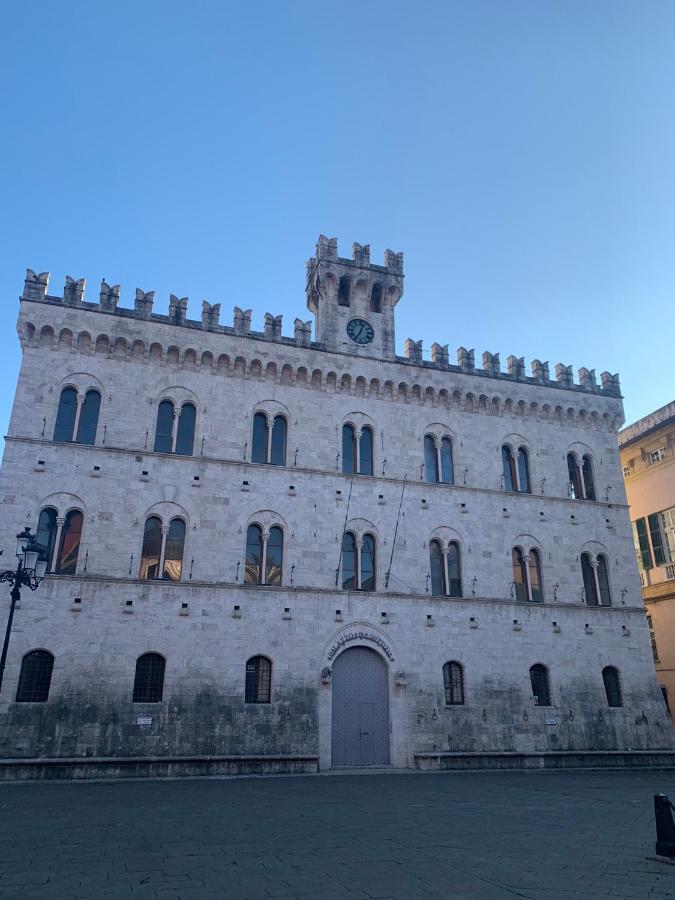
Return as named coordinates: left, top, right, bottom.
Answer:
left=0, top=527, right=47, bottom=695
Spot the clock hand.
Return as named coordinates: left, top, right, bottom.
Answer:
left=355, top=323, right=365, bottom=339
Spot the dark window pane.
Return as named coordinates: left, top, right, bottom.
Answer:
left=530, top=664, right=551, bottom=706
left=440, top=438, right=454, bottom=485
left=163, top=518, right=185, bottom=581
left=430, top=540, right=445, bottom=597
left=133, top=653, right=165, bottom=703
left=56, top=510, right=82, bottom=575
left=447, top=542, right=462, bottom=597
left=502, top=446, right=516, bottom=492
left=636, top=518, right=653, bottom=569
left=175, top=403, right=196, bottom=456
left=424, top=435, right=438, bottom=483
left=360, top=427, right=373, bottom=476
left=338, top=276, right=350, bottom=307
left=581, top=553, right=598, bottom=606
left=251, top=413, right=268, bottom=464
left=529, top=549, right=543, bottom=602
left=512, top=548, right=527, bottom=602
left=245, top=524, right=263, bottom=584
left=582, top=456, right=596, bottom=501
left=154, top=400, right=174, bottom=453
left=517, top=447, right=531, bottom=493
left=270, top=416, right=287, bottom=466
left=342, top=532, right=356, bottom=590
left=648, top=513, right=666, bottom=566
left=342, top=425, right=356, bottom=475
left=661, top=685, right=670, bottom=713
left=36, top=508, right=57, bottom=573
left=245, top=656, right=271, bottom=703
left=265, top=526, right=283, bottom=585
left=443, top=662, right=464, bottom=705
left=370, top=283, right=382, bottom=312
left=76, top=390, right=101, bottom=445
left=567, top=453, right=582, bottom=499
left=597, top=555, right=611, bottom=606
left=16, top=650, right=54, bottom=702
left=361, top=534, right=376, bottom=591
left=602, top=666, right=622, bottom=707
left=53, top=387, right=77, bottom=442
left=140, top=516, right=162, bottom=580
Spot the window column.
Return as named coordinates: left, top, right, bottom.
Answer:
left=50, top=517, right=65, bottom=571
left=523, top=553, right=533, bottom=601
left=441, top=545, right=450, bottom=597
left=590, top=558, right=602, bottom=606
left=355, top=539, right=363, bottom=589
left=260, top=531, right=270, bottom=583
left=71, top=394, right=86, bottom=441
left=354, top=430, right=362, bottom=474
left=158, top=525, right=169, bottom=577
left=435, top=439, right=443, bottom=485
left=170, top=408, right=181, bottom=453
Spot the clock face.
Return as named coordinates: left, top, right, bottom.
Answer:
left=347, top=318, right=374, bottom=345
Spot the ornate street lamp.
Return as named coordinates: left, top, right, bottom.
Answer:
left=0, top=527, right=47, bottom=695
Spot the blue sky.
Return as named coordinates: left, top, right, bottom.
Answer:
left=1, top=0, right=674, bottom=429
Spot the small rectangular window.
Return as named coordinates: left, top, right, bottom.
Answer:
left=649, top=448, right=666, bottom=464
left=622, top=465, right=631, bottom=477
left=648, top=513, right=666, bottom=566
left=647, top=614, right=660, bottom=664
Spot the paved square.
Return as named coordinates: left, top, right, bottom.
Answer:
left=0, top=769, right=674, bottom=899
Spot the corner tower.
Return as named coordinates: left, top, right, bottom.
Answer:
left=306, top=236, right=404, bottom=359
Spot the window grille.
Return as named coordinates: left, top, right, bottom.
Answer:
left=133, top=653, right=166, bottom=703
left=245, top=656, right=271, bottom=703
left=16, top=650, right=54, bottom=702
left=529, top=664, right=551, bottom=706
left=443, top=661, right=465, bottom=705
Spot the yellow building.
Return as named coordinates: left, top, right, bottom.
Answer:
left=619, top=401, right=675, bottom=721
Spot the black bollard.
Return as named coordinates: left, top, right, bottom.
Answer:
left=654, top=794, right=675, bottom=858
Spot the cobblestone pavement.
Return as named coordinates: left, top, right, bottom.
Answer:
left=0, top=768, right=674, bottom=899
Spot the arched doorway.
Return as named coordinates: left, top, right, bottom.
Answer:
left=331, top=646, right=390, bottom=767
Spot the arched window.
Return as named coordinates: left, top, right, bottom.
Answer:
left=581, top=552, right=599, bottom=606
left=370, top=283, right=382, bottom=312
left=76, top=389, right=101, bottom=445
left=582, top=455, right=596, bottom=501
left=338, top=276, right=351, bottom=307
left=245, top=524, right=283, bottom=585
left=16, top=650, right=54, bottom=702
left=597, top=554, right=611, bottom=606
left=512, top=548, right=528, bottom=602
left=443, top=661, right=465, bottom=705
left=430, top=540, right=446, bottom=597
left=251, top=412, right=269, bottom=464
left=517, top=447, right=531, bottom=493
left=140, top=516, right=162, bottom=580
left=245, top=524, right=263, bottom=584
left=154, top=400, right=175, bottom=453
left=342, top=532, right=357, bottom=590
left=36, top=508, right=57, bottom=573
left=245, top=655, right=271, bottom=703
left=502, top=446, right=517, bottom=492
left=175, top=403, right=196, bottom=456
left=360, top=426, right=374, bottom=476
left=270, top=415, right=287, bottom=466
left=265, top=526, right=283, bottom=586
left=440, top=438, right=454, bottom=485
left=55, top=510, right=83, bottom=575
left=528, top=549, right=543, bottom=603
left=132, top=653, right=166, bottom=703
left=163, top=518, right=185, bottom=581
left=341, top=531, right=376, bottom=591
left=424, top=435, right=438, bottom=483
left=53, top=387, right=78, bottom=442
left=567, top=452, right=583, bottom=499
left=529, top=664, right=551, bottom=706
left=602, top=666, right=622, bottom=707
left=361, top=533, right=376, bottom=591
left=447, top=542, right=462, bottom=597
left=342, top=424, right=357, bottom=475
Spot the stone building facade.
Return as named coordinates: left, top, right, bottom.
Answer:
left=0, top=236, right=671, bottom=776
left=619, top=401, right=675, bottom=724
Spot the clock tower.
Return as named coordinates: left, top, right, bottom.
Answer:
left=306, top=236, right=404, bottom=360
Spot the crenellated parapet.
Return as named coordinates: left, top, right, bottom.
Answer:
left=18, top=260, right=622, bottom=400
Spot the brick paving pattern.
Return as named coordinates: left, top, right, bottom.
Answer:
left=0, top=769, right=674, bottom=899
